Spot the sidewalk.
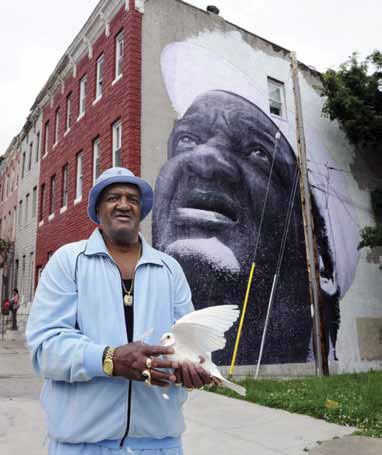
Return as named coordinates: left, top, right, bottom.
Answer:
left=1, top=338, right=381, bottom=455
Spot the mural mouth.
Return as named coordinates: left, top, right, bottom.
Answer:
left=176, top=208, right=235, bottom=225
left=178, top=191, right=238, bottom=223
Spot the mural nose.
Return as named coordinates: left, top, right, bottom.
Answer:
left=185, top=145, right=238, bottom=183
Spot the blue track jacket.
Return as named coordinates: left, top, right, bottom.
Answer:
left=26, top=229, right=193, bottom=447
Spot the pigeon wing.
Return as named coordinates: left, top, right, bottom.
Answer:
left=171, top=305, right=240, bottom=355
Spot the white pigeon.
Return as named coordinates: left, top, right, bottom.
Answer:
left=160, top=305, right=246, bottom=396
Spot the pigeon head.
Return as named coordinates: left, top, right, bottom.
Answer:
left=160, top=332, right=176, bottom=347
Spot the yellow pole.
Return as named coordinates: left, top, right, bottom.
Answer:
left=229, top=262, right=255, bottom=377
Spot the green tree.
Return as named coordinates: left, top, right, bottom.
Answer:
left=321, top=51, right=382, bottom=250
left=321, top=50, right=382, bottom=149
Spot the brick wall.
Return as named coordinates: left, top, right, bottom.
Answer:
left=35, top=3, right=142, bottom=273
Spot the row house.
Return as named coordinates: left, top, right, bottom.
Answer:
left=0, top=0, right=380, bottom=373
left=0, top=137, right=20, bottom=300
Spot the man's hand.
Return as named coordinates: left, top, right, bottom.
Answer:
left=175, top=357, right=220, bottom=390
left=113, top=342, right=178, bottom=387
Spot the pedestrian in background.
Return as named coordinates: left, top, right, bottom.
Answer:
left=10, top=288, right=19, bottom=331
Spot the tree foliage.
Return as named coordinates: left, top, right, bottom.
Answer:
left=321, top=51, right=382, bottom=149
left=0, top=239, right=13, bottom=268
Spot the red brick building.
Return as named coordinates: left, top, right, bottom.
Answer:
left=35, top=0, right=142, bottom=274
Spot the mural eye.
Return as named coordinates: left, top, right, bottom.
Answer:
left=247, top=147, right=270, bottom=163
left=176, top=134, right=199, bottom=152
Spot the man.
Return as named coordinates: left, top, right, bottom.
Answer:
left=26, top=167, right=211, bottom=455
left=153, top=90, right=336, bottom=365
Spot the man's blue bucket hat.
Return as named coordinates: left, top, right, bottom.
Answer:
left=88, top=167, right=154, bottom=224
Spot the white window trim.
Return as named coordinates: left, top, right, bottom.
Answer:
left=92, top=97, right=102, bottom=106
left=48, top=213, right=55, bottom=221
left=76, top=153, right=83, bottom=200
left=93, top=138, right=100, bottom=184
left=60, top=206, right=68, bottom=214
left=79, top=75, right=87, bottom=117
left=64, top=128, right=71, bottom=137
left=38, top=220, right=44, bottom=228
left=112, top=120, right=122, bottom=167
left=74, top=196, right=82, bottom=206
left=112, top=73, right=123, bottom=86
left=96, top=55, right=104, bottom=100
left=115, top=31, right=124, bottom=80
left=267, top=77, right=286, bottom=120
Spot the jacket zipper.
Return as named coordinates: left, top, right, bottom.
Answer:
left=120, top=381, right=132, bottom=447
left=94, top=246, right=141, bottom=446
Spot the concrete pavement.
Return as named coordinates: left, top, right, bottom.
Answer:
left=1, top=337, right=381, bottom=455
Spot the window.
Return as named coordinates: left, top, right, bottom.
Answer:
left=62, top=164, right=68, bottom=208
left=115, top=31, right=124, bottom=79
left=93, top=138, right=101, bottom=184
left=96, top=55, right=104, bottom=99
left=50, top=175, right=56, bottom=215
left=32, top=186, right=37, bottom=217
left=268, top=77, right=285, bottom=118
left=22, top=255, right=26, bottom=295
left=54, top=108, right=60, bottom=144
left=76, top=152, right=83, bottom=200
left=66, top=93, right=72, bottom=131
left=112, top=120, right=122, bottom=167
left=13, top=206, right=16, bottom=236
left=18, top=200, right=23, bottom=226
left=21, top=152, right=26, bottom=178
left=36, top=131, right=40, bottom=162
left=39, top=184, right=45, bottom=222
left=29, top=252, right=34, bottom=300
left=28, top=142, right=33, bottom=170
left=79, top=75, right=87, bottom=117
left=44, top=121, right=49, bottom=156
left=14, top=259, right=19, bottom=289
left=25, top=193, right=29, bottom=224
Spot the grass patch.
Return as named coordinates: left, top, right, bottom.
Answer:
left=210, top=371, right=382, bottom=438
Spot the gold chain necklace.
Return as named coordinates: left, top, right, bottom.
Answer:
left=122, top=241, right=142, bottom=307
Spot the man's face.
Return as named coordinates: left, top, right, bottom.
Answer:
left=153, top=91, right=297, bottom=275
left=97, top=183, right=141, bottom=246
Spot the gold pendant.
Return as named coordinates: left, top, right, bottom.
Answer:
left=124, top=294, right=133, bottom=306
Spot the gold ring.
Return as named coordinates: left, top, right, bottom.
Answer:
left=142, top=369, right=151, bottom=380
left=145, top=357, right=153, bottom=369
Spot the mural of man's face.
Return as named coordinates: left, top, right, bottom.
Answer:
left=154, top=91, right=297, bottom=271
left=153, top=90, right=312, bottom=364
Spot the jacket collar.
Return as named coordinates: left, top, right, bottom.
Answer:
left=84, top=228, right=164, bottom=267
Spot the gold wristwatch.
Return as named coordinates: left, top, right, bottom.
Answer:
left=103, top=347, right=116, bottom=376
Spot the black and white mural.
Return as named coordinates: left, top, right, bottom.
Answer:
left=152, top=32, right=360, bottom=365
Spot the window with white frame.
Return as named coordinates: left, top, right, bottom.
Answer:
left=93, top=138, right=101, bottom=184
left=36, top=131, right=40, bottom=162
left=112, top=120, right=122, bottom=167
left=62, top=164, right=68, bottom=208
left=44, top=121, right=49, bottom=156
left=115, top=31, right=124, bottom=80
left=19, top=200, right=23, bottom=226
left=96, top=55, right=104, bottom=99
left=32, top=186, right=37, bottom=217
left=79, top=75, right=87, bottom=117
left=76, top=152, right=83, bottom=200
left=21, top=152, right=26, bottom=178
left=39, top=184, right=45, bottom=222
left=25, top=193, right=29, bottom=224
left=54, top=108, right=60, bottom=144
left=50, top=175, right=56, bottom=215
left=66, top=93, right=72, bottom=131
left=267, top=77, right=286, bottom=118
left=28, top=143, right=33, bottom=170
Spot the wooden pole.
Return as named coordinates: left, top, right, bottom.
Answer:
left=290, top=51, right=329, bottom=376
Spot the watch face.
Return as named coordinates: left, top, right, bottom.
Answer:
left=104, top=359, right=113, bottom=376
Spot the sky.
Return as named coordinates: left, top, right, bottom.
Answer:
left=0, top=0, right=380, bottom=155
